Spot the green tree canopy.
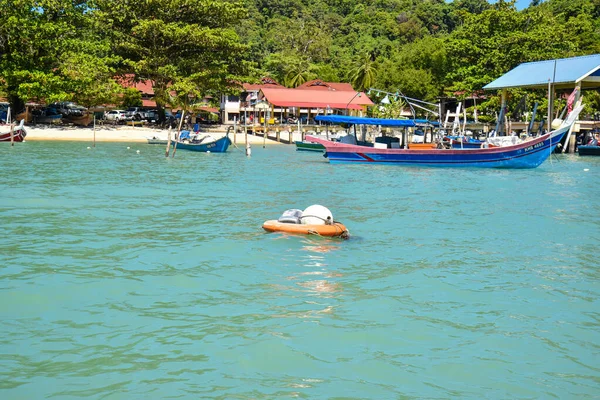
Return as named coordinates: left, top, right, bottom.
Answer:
left=95, top=0, right=253, bottom=115
left=0, top=0, right=120, bottom=112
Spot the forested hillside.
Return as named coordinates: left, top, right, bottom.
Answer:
left=1, top=0, right=599, bottom=117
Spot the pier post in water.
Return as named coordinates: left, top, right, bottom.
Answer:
left=165, top=126, right=172, bottom=157
left=172, top=110, right=185, bottom=158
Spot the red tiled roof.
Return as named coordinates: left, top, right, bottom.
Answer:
left=243, top=77, right=285, bottom=91
left=118, top=74, right=155, bottom=95
left=198, top=106, right=219, bottom=113
left=260, top=88, right=374, bottom=110
left=295, top=80, right=355, bottom=92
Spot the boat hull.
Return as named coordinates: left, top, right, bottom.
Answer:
left=262, top=220, right=349, bottom=238
left=295, top=141, right=325, bottom=152
left=172, top=135, right=231, bottom=152
left=0, top=124, right=27, bottom=142
left=307, top=124, right=570, bottom=169
left=578, top=145, right=600, bottom=156
left=147, top=138, right=168, bottom=145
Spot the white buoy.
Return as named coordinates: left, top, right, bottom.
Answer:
left=87, top=146, right=91, bottom=149
left=127, top=146, right=131, bottom=150
left=301, top=205, right=333, bottom=225
left=207, top=151, right=211, bottom=154
left=136, top=150, right=140, bottom=154
left=584, top=168, right=590, bottom=172
left=246, top=143, right=252, bottom=157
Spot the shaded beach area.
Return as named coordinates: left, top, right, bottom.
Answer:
left=22, top=124, right=285, bottom=145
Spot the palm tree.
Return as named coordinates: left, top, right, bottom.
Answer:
left=350, top=53, right=377, bottom=92
left=285, top=62, right=310, bottom=88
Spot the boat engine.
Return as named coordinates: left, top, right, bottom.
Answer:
left=301, top=205, right=333, bottom=225
left=278, top=209, right=303, bottom=224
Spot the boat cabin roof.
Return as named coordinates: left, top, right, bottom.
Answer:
left=314, top=115, right=436, bottom=127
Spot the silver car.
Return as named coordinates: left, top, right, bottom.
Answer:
left=105, top=110, right=129, bottom=122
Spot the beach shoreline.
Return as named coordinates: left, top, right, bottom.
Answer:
left=22, top=124, right=285, bottom=145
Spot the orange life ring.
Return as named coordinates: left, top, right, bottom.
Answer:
left=262, top=220, right=349, bottom=238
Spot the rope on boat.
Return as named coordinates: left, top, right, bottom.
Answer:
left=306, top=222, right=350, bottom=239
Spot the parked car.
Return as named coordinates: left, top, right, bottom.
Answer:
left=104, top=110, right=129, bottom=122
left=146, top=109, right=159, bottom=122
left=125, top=106, right=152, bottom=121
left=50, top=101, right=86, bottom=117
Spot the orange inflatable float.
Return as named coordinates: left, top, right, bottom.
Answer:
left=262, top=205, right=350, bottom=239
left=262, top=220, right=349, bottom=238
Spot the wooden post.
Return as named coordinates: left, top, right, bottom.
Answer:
left=172, top=110, right=185, bottom=158
left=10, top=122, right=14, bottom=146
left=276, top=129, right=280, bottom=142
left=244, top=108, right=248, bottom=146
left=547, top=80, right=553, bottom=134
left=569, top=132, right=576, bottom=153
left=500, top=89, right=507, bottom=135
left=263, top=113, right=267, bottom=148
left=165, top=126, right=172, bottom=157
left=93, top=115, right=96, bottom=147
left=233, top=117, right=237, bottom=144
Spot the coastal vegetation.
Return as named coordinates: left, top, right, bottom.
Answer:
left=1, top=0, right=599, bottom=119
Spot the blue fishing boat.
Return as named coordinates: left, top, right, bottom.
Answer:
left=309, top=106, right=583, bottom=168
left=171, top=131, right=231, bottom=153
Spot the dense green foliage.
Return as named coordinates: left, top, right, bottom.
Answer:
left=1, top=0, right=599, bottom=118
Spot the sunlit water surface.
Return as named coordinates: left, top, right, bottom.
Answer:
left=1, top=141, right=599, bottom=398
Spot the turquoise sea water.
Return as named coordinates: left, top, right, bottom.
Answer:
left=1, top=141, right=599, bottom=399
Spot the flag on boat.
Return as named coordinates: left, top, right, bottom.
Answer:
left=567, top=87, right=579, bottom=113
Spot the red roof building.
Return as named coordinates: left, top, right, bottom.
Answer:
left=221, top=77, right=375, bottom=124
left=259, top=87, right=373, bottom=110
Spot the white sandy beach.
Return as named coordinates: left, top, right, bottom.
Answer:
left=24, top=124, right=286, bottom=145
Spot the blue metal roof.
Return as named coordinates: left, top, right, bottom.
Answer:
left=484, top=54, right=600, bottom=90
left=315, top=115, right=417, bottom=127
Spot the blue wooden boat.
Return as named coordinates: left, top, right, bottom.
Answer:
left=309, top=107, right=583, bottom=168
left=171, top=131, right=231, bottom=153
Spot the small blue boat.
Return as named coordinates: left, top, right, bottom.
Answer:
left=172, top=131, right=231, bottom=153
